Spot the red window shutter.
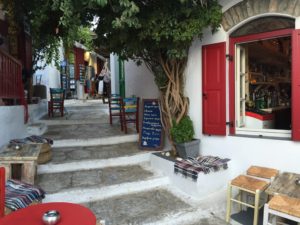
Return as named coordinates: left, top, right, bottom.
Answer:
left=202, top=42, right=226, bottom=135
left=292, top=29, right=300, bottom=141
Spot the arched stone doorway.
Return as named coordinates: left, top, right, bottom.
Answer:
left=222, top=0, right=300, bottom=31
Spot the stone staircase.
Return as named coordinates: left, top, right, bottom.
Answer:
left=35, top=100, right=228, bottom=225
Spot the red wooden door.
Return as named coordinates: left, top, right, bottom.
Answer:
left=292, top=29, right=300, bottom=141
left=202, top=42, right=226, bottom=135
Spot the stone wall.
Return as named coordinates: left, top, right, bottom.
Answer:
left=222, top=0, right=300, bottom=31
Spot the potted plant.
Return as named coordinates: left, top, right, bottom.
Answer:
left=170, top=116, right=200, bottom=159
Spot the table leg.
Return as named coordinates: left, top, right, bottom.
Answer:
left=0, top=163, right=11, bottom=181
left=22, top=161, right=36, bottom=184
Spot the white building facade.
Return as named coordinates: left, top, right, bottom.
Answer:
left=122, top=0, right=300, bottom=176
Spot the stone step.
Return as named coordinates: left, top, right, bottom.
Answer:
left=38, top=150, right=151, bottom=174
left=43, top=176, right=169, bottom=204
left=43, top=123, right=139, bottom=147
left=51, top=134, right=139, bottom=148
left=84, top=188, right=191, bottom=225
left=37, top=164, right=156, bottom=194
left=49, top=142, right=143, bottom=164
left=81, top=188, right=228, bottom=225
left=27, top=123, right=48, bottom=135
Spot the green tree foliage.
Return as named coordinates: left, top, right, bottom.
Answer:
left=91, top=0, right=222, bottom=143
left=2, top=0, right=99, bottom=69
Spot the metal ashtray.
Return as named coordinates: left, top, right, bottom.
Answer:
left=8, top=143, right=22, bottom=151
left=295, top=178, right=300, bottom=186
left=42, top=210, right=61, bottom=225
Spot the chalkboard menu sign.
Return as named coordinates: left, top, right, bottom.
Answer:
left=139, top=99, right=164, bottom=150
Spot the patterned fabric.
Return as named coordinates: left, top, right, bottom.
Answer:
left=9, top=135, right=53, bottom=145
left=5, top=179, right=45, bottom=211
left=174, top=156, right=230, bottom=181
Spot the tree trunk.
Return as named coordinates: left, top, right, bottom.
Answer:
left=153, top=56, right=189, bottom=144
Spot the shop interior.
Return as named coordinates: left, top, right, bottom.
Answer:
left=237, top=36, right=291, bottom=130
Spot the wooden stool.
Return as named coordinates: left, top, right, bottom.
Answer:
left=263, top=194, right=300, bottom=225
left=226, top=175, right=270, bottom=225
left=247, top=166, right=279, bottom=181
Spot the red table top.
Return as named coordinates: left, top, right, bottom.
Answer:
left=0, top=202, right=96, bottom=225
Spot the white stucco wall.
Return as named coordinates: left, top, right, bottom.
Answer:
left=110, top=54, right=120, bottom=94
left=0, top=106, right=27, bottom=148
left=124, top=60, right=159, bottom=99
left=122, top=1, right=300, bottom=180
left=28, top=100, right=48, bottom=123
left=34, top=65, right=61, bottom=100
left=0, top=101, right=47, bottom=148
left=34, top=45, right=63, bottom=100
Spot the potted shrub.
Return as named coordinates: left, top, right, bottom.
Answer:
left=170, top=116, right=200, bottom=159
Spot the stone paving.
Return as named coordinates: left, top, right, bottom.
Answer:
left=84, top=189, right=191, bottom=225
left=38, top=99, right=230, bottom=225
left=41, top=105, right=108, bottom=122
left=50, top=142, right=141, bottom=164
left=189, top=217, right=227, bottom=225
left=37, top=165, right=153, bottom=194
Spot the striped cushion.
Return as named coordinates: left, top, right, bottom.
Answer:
left=5, top=179, right=45, bottom=211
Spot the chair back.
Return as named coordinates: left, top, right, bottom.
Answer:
left=0, top=167, right=5, bottom=218
left=50, top=88, right=65, bottom=103
left=122, top=97, right=139, bottom=113
left=109, top=94, right=122, bottom=110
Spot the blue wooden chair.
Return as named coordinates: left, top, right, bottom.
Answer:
left=48, top=88, right=65, bottom=117
left=108, top=94, right=123, bottom=130
left=121, top=97, right=140, bottom=133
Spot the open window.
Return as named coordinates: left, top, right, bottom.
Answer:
left=235, top=37, right=292, bottom=138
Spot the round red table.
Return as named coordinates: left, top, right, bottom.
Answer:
left=0, top=202, right=96, bottom=225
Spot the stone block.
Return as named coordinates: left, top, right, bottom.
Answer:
left=259, top=0, right=270, bottom=14
left=269, top=0, right=279, bottom=12
left=278, top=0, right=288, bottom=13
left=221, top=17, right=231, bottom=31
left=294, top=1, right=300, bottom=16
left=223, top=11, right=234, bottom=29
left=240, top=3, right=250, bottom=20
left=287, top=0, right=299, bottom=15
left=234, top=5, right=244, bottom=23
left=246, top=0, right=254, bottom=17
left=229, top=7, right=240, bottom=25
left=253, top=0, right=261, bottom=15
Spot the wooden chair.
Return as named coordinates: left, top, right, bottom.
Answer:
left=108, top=94, right=123, bottom=130
left=48, top=88, right=65, bottom=117
left=263, top=194, right=300, bottom=225
left=121, top=97, right=140, bottom=134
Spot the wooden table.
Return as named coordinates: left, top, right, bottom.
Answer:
left=0, top=144, right=41, bottom=184
left=266, top=172, right=300, bottom=198
left=0, top=202, right=97, bottom=225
